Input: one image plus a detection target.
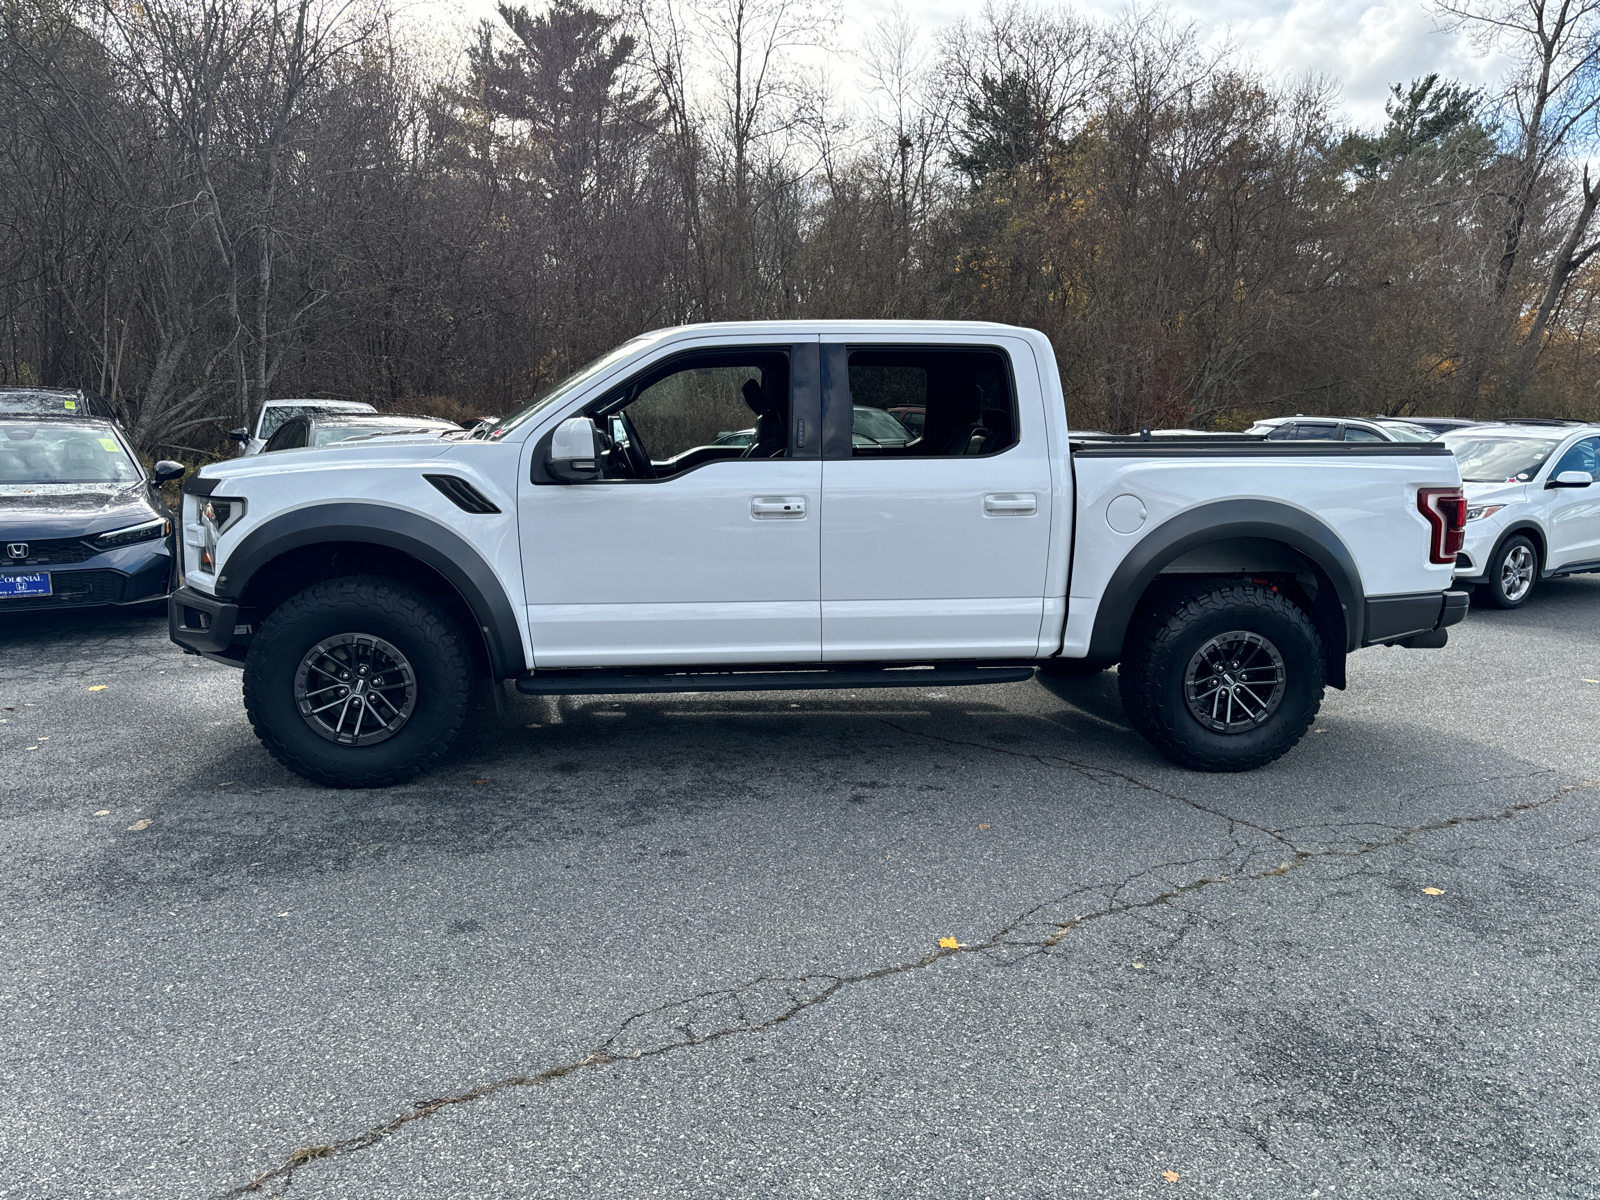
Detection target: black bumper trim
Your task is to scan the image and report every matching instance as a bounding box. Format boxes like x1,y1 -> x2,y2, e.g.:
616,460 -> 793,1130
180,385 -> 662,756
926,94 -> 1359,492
169,585 -> 240,654
1363,588 -> 1469,649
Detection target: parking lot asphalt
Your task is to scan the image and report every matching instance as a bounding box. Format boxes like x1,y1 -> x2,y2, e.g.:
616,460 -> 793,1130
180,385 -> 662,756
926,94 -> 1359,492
3,582 -> 1599,1200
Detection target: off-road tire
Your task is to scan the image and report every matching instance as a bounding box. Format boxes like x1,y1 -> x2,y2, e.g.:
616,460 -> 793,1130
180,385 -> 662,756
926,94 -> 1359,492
1479,534 -> 1538,609
1118,580 -> 1324,772
243,576 -> 472,787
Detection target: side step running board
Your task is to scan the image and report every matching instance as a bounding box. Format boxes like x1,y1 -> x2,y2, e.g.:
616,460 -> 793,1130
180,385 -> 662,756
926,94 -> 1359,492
515,666 -> 1036,696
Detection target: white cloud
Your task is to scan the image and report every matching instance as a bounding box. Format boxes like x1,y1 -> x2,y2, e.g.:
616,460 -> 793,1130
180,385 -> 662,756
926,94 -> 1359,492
838,0 -> 1509,131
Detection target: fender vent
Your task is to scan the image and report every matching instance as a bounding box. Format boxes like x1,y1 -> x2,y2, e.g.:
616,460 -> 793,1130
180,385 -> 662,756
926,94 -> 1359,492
424,474 -> 501,514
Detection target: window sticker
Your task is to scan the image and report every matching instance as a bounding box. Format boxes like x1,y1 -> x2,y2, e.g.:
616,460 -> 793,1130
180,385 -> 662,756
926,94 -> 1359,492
64,399 -> 77,410
98,437 -> 119,452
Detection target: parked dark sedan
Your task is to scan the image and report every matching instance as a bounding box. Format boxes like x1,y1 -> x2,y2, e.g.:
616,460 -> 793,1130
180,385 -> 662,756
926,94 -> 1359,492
0,416 -> 184,611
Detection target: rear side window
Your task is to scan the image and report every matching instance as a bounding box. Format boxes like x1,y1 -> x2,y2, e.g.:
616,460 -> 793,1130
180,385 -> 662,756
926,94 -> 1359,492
1344,426 -> 1384,443
845,348 -> 1017,458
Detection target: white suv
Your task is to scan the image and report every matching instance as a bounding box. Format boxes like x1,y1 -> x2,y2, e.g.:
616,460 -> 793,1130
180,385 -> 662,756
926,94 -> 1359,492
1442,421 -> 1600,607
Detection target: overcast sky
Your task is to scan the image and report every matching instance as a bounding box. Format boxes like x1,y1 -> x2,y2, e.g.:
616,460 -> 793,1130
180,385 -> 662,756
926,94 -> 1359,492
837,0 -> 1508,130
440,0 -> 1511,134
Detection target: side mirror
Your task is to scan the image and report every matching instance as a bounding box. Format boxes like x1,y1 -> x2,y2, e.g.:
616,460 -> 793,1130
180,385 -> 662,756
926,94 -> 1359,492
547,417 -> 601,482
151,460 -> 186,484
1547,470 -> 1594,488
227,427 -> 250,443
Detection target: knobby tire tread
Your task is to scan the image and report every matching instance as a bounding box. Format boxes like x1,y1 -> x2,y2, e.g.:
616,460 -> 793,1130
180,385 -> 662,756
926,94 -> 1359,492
1119,581 -> 1324,772
243,576 -> 472,787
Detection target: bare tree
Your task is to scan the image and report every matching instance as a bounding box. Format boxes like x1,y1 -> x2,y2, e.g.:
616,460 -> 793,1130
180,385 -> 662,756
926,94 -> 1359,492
1437,0 -> 1600,405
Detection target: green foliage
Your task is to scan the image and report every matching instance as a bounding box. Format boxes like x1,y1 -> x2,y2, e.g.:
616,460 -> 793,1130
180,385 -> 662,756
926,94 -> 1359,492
1341,75 -> 1493,181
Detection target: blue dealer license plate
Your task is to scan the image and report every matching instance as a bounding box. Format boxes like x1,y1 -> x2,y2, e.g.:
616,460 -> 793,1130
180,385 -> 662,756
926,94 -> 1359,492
0,573 -> 51,598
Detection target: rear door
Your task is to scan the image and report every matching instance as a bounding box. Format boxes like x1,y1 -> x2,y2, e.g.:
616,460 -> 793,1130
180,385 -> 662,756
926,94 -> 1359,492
817,339 -> 1054,661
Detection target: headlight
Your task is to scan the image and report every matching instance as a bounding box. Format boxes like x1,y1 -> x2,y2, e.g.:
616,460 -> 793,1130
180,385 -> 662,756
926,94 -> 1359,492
1465,504 -> 1505,521
186,496 -> 246,573
92,518 -> 169,550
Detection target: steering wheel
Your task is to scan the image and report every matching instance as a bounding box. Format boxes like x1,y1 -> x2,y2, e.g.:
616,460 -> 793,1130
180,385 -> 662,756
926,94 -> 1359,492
613,410 -> 655,479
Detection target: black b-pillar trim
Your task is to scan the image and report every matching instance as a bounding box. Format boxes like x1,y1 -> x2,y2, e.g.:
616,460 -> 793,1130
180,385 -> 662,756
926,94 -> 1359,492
819,343 -> 852,459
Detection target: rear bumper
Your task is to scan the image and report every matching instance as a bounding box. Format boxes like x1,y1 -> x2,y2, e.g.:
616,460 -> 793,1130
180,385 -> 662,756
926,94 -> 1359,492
169,585 -> 240,655
1362,589 -> 1469,649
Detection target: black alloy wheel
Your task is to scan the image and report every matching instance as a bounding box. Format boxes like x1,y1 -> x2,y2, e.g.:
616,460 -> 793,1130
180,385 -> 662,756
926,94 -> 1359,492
1119,579 -> 1324,771
243,575 -> 473,787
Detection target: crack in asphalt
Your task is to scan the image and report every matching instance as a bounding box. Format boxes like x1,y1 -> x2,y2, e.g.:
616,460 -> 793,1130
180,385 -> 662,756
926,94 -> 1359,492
213,752 -> 1595,1199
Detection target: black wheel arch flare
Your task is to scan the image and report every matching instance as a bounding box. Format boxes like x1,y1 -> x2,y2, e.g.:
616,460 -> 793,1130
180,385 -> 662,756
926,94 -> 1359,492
213,502 -> 526,679
1087,498 -> 1366,674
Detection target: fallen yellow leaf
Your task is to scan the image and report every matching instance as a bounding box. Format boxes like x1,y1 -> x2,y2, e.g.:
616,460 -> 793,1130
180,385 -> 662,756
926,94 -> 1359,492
93,810 -> 109,816
1133,962 -> 1145,969
938,937 -> 959,949
977,823 -> 990,829
1163,1170 -> 1181,1182
127,818 -> 152,831
88,685 -> 107,692
1422,887 -> 1445,896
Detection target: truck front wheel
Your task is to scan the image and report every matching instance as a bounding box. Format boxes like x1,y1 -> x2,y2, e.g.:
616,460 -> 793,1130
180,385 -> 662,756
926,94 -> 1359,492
1118,581 -> 1324,771
242,576 -> 473,787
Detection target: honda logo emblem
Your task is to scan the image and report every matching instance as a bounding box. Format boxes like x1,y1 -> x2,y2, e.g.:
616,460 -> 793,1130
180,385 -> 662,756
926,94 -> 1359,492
5,543 -> 27,560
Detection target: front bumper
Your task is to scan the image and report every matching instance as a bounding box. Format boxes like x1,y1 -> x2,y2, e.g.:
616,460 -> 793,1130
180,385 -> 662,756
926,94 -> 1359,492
1362,588 -> 1470,649
0,542 -> 171,611
169,585 -> 240,655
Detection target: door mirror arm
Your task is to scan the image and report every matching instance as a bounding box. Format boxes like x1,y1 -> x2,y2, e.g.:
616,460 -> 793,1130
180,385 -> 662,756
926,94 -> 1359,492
1547,470 -> 1594,489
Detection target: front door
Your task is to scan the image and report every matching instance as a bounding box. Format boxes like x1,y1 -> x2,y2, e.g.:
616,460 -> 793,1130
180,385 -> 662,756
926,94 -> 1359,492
520,343 -> 823,667
818,340 -> 1055,661
1546,435 -> 1600,569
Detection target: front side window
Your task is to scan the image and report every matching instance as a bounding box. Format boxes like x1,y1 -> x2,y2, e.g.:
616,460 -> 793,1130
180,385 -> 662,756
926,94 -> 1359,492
1551,436 -> 1599,479
0,422 -> 140,484
844,348 -> 1017,457
1292,423 -> 1339,440
586,349 -> 791,480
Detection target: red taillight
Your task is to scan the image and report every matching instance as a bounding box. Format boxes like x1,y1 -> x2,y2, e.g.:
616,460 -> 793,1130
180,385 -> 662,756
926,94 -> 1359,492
1417,487 -> 1466,564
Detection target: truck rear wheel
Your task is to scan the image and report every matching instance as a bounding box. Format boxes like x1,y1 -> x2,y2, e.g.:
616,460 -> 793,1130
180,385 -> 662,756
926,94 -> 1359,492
242,576 -> 473,787
1118,581 -> 1324,771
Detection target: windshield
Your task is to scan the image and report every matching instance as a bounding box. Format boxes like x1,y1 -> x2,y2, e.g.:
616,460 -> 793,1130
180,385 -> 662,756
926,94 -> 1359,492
0,389 -> 85,417
0,422 -> 140,484
1441,432 -> 1563,482
852,406 -> 914,445
1380,422 -> 1437,443
488,339 -> 650,439
259,402 -> 372,438
314,422 -> 443,446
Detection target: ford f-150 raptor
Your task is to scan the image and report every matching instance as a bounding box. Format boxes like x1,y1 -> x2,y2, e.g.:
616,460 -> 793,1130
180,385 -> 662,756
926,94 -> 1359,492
170,321 -> 1469,786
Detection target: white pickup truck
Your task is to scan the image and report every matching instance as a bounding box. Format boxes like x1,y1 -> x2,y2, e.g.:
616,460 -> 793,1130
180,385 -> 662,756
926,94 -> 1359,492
170,321 -> 1469,787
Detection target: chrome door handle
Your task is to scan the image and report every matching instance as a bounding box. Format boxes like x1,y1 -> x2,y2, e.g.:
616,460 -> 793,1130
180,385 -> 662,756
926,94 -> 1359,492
984,493 -> 1037,515
752,495 -> 807,519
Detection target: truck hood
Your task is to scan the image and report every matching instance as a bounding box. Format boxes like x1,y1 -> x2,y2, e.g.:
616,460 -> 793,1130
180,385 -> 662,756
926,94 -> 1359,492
196,440 -> 455,485
0,481 -> 161,540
